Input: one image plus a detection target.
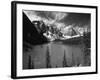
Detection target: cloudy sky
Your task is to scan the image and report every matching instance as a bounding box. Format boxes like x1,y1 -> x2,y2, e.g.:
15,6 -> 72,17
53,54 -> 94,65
23,10 -> 90,29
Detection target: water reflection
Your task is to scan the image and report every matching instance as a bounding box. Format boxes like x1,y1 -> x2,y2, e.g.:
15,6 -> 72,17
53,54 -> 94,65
23,41 -> 90,69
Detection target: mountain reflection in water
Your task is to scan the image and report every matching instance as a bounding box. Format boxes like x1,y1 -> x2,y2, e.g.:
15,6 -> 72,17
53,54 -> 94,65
23,41 -> 90,69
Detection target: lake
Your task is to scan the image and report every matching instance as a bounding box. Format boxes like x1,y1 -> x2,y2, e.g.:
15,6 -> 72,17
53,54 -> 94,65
23,41 -> 90,69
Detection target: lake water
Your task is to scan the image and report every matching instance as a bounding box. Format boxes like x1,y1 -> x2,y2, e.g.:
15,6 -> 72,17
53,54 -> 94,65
23,41 -> 90,69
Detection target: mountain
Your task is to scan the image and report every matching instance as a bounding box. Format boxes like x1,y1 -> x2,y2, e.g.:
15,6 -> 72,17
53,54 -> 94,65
23,12 -> 48,45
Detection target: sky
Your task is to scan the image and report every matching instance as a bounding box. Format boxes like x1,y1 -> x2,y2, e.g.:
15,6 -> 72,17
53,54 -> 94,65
23,10 -> 90,30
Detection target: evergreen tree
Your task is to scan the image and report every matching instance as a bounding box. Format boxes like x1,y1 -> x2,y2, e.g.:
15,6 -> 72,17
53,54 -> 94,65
31,60 -> 35,69
63,50 -> 68,67
72,52 -> 75,66
46,46 -> 52,68
28,55 -> 34,69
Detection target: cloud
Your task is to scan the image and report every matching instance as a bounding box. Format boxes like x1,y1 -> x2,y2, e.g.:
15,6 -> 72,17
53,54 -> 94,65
23,10 -> 68,28
23,10 -> 90,30
60,13 -> 90,27
50,12 -> 68,21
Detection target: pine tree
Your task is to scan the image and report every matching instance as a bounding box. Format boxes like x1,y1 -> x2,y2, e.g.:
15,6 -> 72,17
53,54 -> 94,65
72,52 -> 75,66
28,55 -> 31,69
28,55 -> 34,69
46,46 -> 52,68
63,50 -> 68,67
31,60 -> 35,69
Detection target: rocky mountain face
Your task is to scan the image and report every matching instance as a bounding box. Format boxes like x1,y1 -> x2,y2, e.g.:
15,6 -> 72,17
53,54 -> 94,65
23,12 -> 48,45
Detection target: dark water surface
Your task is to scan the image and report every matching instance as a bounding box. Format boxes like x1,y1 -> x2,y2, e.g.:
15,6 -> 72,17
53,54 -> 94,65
23,41 -> 90,69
